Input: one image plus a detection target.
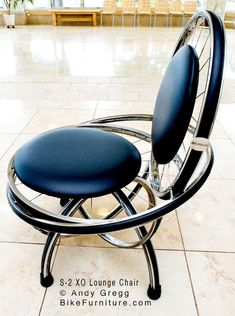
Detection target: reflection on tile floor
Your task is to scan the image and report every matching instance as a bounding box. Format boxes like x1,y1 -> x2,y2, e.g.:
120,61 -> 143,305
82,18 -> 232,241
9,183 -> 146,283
0,25 -> 235,316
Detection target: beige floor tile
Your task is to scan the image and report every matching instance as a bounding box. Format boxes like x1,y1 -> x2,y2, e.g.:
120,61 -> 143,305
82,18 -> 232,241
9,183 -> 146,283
15,82 -> 46,92
0,107 -> 38,133
177,179 -> 235,252
0,82 -> 18,91
97,83 -> 126,92
0,174 -> 46,243
0,200 -> 46,244
86,76 -> 112,84
108,91 -> 139,102
44,90 -> 81,101
0,98 -> 44,109
125,83 -> 157,92
42,99 -> 97,110
97,100 -> 153,113
220,80 -> 235,103
210,121 -> 229,139
111,76 -> 161,84
41,247 -> 197,316
0,134 -> 18,158
0,243 -> 45,316
0,134 -> 36,172
139,91 -> 157,102
0,76 -> 16,83
186,252 -> 235,316
42,83 -> 70,92
62,76 -> 88,83
68,83 -> 98,92
22,109 -> 95,134
217,103 -> 235,140
210,140 -> 235,179
78,91 -> 109,101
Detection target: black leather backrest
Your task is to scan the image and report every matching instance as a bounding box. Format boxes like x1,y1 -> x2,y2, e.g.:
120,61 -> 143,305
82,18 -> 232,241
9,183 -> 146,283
152,45 -> 199,164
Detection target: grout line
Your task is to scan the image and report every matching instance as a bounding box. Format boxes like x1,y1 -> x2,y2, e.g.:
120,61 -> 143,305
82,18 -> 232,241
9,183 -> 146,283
92,100 -> 99,120
55,242 -> 235,254
0,134 -> 19,161
0,240 -> 46,246
176,209 -> 200,316
18,107 -> 41,135
38,288 -> 47,316
38,242 -> 60,316
0,107 -> 42,164
208,176 -> 235,181
1,239 -> 234,255
175,249 -> 235,254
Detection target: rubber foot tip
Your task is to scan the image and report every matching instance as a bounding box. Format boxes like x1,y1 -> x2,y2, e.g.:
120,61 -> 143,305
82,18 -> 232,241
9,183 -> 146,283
147,284 -> 161,300
40,273 -> 54,288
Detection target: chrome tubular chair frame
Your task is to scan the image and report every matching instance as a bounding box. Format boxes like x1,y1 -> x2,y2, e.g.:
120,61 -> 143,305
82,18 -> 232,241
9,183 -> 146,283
7,10 -> 225,301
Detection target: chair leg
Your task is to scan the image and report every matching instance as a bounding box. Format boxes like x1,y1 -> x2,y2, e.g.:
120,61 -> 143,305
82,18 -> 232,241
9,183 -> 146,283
40,199 -> 84,287
114,190 -> 162,300
40,232 -> 58,287
137,224 -> 162,300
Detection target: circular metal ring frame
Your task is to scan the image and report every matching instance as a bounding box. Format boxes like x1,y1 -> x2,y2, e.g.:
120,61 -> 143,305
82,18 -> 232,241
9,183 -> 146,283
7,10 -> 224,236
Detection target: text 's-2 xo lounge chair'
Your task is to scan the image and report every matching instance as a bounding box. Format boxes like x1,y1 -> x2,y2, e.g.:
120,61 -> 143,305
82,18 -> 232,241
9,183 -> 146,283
7,11 -> 225,300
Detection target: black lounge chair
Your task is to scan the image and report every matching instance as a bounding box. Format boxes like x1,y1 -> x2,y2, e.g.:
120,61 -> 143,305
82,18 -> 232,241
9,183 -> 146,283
7,10 -> 225,300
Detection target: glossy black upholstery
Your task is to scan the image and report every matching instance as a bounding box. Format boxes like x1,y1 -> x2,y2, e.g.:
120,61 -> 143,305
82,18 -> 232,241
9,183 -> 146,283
14,127 -> 141,198
15,45 -> 198,198
152,45 -> 199,164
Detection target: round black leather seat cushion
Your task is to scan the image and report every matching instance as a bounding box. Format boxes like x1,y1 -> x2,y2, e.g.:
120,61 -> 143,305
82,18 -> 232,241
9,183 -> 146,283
14,128 -> 141,198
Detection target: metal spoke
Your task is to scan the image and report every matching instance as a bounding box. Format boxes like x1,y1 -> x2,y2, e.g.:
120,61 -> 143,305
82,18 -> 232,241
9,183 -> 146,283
182,141 -> 186,154
140,150 -> 151,156
191,115 -> 197,123
199,32 -> 210,59
159,164 -> 166,187
196,90 -> 206,99
195,25 -> 203,49
124,186 -> 156,208
190,18 -> 199,45
30,193 -> 43,202
132,139 -> 142,145
199,57 -> 210,72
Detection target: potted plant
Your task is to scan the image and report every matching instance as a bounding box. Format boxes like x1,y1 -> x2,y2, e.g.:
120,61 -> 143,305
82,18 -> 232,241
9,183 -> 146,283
3,0 -> 34,28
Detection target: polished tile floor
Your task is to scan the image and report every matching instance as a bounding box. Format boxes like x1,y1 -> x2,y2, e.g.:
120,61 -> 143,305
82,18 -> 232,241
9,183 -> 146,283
0,25 -> 235,316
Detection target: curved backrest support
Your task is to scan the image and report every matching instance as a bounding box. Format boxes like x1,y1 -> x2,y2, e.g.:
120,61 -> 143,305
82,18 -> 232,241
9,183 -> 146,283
151,45 -> 199,164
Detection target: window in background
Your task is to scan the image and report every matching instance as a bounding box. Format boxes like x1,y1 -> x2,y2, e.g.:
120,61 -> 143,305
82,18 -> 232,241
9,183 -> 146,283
62,0 -> 82,7
0,0 -> 160,10
84,0 -> 103,7
26,0 -> 51,9
226,0 -> 235,12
